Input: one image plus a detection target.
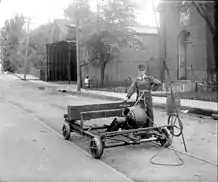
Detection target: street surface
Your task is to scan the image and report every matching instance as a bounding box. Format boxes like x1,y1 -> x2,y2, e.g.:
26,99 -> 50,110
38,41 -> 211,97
0,75 -> 132,182
0,74 -> 217,182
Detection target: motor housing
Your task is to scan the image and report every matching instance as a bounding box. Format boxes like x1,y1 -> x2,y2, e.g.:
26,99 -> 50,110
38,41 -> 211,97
122,104 -> 147,128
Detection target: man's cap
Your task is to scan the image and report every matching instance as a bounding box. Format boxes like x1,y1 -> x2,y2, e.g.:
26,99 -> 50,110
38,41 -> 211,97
138,64 -> 145,71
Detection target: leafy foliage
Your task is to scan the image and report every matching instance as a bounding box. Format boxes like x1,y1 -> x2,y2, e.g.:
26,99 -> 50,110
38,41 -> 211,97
64,0 -> 95,26
0,14 -> 26,72
28,23 -> 52,69
0,14 -> 52,72
64,0 -> 143,81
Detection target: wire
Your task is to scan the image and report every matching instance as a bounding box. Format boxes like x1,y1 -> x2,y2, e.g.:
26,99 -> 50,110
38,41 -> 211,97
151,141 -> 218,166
132,90 -> 185,166
148,118 -> 185,166
147,105 -> 185,166
133,91 -> 217,167
150,141 -> 185,166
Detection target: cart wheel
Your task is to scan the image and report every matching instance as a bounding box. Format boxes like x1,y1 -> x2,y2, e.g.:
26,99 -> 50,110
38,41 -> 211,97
62,122 -> 71,140
159,128 -> 172,148
167,113 -> 183,137
90,137 -> 104,159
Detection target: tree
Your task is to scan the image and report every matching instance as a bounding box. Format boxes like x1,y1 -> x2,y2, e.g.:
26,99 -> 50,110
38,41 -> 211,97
64,0 -> 98,45
0,14 -> 26,72
28,23 -> 52,69
86,0 -> 143,82
64,0 -> 143,83
64,0 -> 95,24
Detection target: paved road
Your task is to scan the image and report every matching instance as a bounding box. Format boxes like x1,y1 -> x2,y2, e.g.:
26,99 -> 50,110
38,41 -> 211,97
0,76 -> 133,182
0,74 -> 217,182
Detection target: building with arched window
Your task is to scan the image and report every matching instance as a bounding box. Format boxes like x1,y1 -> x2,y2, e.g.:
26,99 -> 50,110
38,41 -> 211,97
157,1 -> 215,83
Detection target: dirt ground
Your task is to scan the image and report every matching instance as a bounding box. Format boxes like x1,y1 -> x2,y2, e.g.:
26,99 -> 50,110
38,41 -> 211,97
0,75 -> 217,182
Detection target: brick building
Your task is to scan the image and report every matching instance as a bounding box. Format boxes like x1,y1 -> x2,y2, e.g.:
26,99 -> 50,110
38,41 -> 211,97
44,19 -> 162,84
158,1 -> 216,83
80,25 -> 162,84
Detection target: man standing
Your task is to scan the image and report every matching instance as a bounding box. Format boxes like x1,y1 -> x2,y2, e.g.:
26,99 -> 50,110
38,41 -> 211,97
124,64 -> 161,127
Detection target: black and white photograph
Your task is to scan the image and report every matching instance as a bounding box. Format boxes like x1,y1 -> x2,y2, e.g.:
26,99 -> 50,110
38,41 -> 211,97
0,0 -> 217,181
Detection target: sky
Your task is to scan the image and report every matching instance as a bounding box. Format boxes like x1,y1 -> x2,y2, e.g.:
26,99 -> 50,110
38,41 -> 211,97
0,0 -> 160,30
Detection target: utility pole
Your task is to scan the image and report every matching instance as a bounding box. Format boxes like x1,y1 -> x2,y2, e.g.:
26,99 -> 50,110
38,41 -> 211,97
97,0 -> 100,32
68,44 -> 71,84
23,16 -> 30,80
76,19 -> 81,91
1,49 -> 3,74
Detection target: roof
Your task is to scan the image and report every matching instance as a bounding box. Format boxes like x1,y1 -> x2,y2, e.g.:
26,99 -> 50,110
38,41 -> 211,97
66,24 -> 76,28
130,25 -> 158,35
55,18 -> 158,36
53,19 -> 73,36
47,40 -> 76,46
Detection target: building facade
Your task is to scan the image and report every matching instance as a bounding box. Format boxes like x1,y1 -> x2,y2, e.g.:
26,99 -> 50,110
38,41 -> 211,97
79,25 -> 162,84
45,19 -> 162,84
45,19 -> 77,82
158,1 -> 215,83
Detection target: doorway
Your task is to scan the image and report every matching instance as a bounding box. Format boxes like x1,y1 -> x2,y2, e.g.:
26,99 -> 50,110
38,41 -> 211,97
177,30 -> 191,80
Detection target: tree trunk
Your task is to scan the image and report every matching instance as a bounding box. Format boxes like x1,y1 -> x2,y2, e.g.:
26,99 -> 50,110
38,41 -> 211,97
214,2 -> 218,85
100,53 -> 110,85
100,61 -> 106,84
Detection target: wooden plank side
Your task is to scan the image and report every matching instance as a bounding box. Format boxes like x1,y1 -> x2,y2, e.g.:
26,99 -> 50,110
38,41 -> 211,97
67,101 -> 134,120
68,101 -> 134,111
80,109 -> 124,120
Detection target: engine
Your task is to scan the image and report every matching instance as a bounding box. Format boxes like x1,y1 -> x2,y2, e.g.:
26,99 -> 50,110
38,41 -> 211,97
106,104 -> 148,132
122,105 -> 148,128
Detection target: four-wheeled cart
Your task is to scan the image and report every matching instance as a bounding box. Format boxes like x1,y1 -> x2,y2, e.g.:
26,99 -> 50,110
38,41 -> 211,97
62,101 -> 183,159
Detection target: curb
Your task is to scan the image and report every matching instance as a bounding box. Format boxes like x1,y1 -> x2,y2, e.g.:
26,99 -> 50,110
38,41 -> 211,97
12,74 -> 217,118
58,89 -> 123,102
185,108 -> 217,117
152,103 -> 217,117
59,89 -> 217,117
13,74 -> 40,81
60,89 -> 217,117
13,74 -> 25,80
212,114 -> 218,120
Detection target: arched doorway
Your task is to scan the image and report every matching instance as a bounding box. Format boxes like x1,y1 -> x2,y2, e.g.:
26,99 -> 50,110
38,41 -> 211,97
177,30 -> 191,80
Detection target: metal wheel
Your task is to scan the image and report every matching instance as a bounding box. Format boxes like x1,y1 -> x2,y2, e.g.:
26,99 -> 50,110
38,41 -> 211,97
90,137 -> 104,159
159,128 -> 172,148
62,122 -> 71,140
167,113 -> 183,137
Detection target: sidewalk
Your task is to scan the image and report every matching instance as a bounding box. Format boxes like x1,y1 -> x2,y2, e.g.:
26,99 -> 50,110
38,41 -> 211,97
87,90 -> 217,115
70,88 -> 217,115
13,73 -> 39,80
14,74 -> 218,117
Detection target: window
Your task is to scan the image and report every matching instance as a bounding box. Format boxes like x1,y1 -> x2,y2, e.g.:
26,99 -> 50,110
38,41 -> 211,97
67,27 -> 76,39
180,8 -> 191,27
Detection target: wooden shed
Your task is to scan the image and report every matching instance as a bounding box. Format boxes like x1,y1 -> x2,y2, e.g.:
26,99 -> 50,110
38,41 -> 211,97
45,40 -> 77,82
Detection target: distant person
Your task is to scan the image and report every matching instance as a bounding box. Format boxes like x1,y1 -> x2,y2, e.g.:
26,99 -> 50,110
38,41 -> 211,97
124,64 -> 161,127
84,76 -> 89,88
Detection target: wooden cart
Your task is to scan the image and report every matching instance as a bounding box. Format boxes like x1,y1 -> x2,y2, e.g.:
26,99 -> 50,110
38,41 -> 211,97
62,101 -> 183,159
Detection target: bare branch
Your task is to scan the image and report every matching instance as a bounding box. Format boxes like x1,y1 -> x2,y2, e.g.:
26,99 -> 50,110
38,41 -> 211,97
192,1 -> 215,35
